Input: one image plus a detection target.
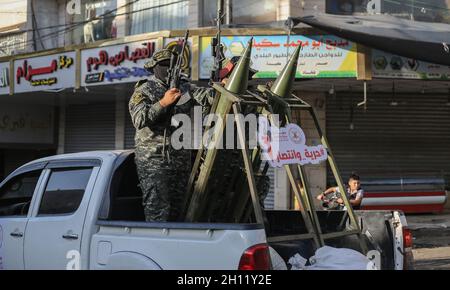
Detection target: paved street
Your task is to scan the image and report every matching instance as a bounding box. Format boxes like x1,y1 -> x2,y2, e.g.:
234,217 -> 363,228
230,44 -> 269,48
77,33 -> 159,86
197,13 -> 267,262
407,213 -> 450,270
413,247 -> 450,270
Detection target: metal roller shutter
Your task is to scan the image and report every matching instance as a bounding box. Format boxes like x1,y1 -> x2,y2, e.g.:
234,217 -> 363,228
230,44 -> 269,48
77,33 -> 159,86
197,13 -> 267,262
263,165 -> 275,210
124,97 -> 136,149
65,102 -> 116,153
326,93 -> 450,185
4,150 -> 40,176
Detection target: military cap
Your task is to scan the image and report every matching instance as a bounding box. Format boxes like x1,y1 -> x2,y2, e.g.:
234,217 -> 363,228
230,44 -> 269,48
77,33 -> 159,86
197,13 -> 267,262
144,49 -> 176,71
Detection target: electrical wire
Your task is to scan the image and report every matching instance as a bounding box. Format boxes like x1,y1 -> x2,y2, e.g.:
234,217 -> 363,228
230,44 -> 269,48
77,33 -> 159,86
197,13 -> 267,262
0,0 -> 141,52
2,0 -> 140,33
1,0 -> 188,35
0,0 -> 189,52
0,11 -> 29,14
384,0 -> 450,13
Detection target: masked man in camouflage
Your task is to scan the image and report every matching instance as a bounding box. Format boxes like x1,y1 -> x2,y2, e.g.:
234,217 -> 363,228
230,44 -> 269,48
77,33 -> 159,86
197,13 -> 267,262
129,48 -> 214,222
130,49 -> 270,223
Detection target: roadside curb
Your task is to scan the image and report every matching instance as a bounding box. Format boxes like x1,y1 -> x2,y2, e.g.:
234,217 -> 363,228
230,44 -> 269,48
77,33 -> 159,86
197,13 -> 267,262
411,227 -> 450,248
406,214 -> 450,249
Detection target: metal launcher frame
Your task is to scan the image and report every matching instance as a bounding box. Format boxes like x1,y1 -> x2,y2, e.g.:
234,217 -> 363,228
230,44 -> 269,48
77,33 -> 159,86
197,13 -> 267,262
183,39 -> 368,252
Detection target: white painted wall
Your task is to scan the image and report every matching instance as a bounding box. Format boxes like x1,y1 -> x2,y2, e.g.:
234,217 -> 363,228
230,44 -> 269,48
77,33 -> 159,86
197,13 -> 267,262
274,168 -> 290,209
278,0 -> 325,20
0,0 -> 28,28
294,92 -> 327,208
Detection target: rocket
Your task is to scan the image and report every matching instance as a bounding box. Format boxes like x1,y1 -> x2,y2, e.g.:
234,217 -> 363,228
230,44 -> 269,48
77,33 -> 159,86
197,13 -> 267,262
270,45 -> 301,98
225,37 -> 253,94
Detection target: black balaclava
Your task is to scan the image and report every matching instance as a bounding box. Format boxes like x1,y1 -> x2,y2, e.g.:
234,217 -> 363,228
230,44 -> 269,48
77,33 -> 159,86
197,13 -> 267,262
153,60 -> 170,85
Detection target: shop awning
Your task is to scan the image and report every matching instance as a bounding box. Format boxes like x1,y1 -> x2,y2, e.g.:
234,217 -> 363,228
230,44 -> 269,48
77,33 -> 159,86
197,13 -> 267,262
290,13 -> 450,66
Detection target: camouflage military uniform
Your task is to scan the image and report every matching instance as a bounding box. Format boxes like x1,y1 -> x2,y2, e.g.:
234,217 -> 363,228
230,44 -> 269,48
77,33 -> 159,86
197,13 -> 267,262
129,71 -> 213,222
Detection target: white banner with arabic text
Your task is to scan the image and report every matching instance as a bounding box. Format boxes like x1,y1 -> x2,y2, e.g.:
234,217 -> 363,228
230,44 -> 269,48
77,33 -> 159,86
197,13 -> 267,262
14,52 -> 76,93
258,118 -> 327,167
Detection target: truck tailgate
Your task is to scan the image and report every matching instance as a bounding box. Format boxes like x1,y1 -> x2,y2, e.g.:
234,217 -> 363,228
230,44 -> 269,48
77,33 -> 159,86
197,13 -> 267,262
89,221 -> 266,270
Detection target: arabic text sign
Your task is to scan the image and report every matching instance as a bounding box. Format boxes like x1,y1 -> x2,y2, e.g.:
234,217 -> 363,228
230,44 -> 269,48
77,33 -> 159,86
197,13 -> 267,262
200,35 -> 357,79
258,120 -> 327,168
81,40 -> 158,86
14,52 -> 76,93
0,62 -> 9,95
372,49 -> 450,80
0,104 -> 54,144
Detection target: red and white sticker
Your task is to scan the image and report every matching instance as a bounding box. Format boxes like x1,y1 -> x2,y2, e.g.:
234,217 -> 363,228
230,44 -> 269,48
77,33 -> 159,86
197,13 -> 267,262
258,119 -> 327,167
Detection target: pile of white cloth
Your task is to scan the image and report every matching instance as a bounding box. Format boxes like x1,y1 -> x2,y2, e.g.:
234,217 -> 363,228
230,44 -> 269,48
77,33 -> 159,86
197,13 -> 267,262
287,246 -> 378,270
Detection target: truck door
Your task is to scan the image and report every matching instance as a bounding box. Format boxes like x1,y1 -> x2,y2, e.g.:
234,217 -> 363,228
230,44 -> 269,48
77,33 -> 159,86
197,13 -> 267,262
0,165 -> 45,270
24,161 -> 100,270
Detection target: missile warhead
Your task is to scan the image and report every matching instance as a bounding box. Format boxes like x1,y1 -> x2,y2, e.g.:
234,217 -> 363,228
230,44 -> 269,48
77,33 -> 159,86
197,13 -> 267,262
225,37 -> 253,94
270,45 -> 301,98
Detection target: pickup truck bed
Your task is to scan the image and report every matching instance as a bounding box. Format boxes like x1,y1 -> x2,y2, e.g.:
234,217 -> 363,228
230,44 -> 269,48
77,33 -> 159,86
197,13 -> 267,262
266,210 -> 401,269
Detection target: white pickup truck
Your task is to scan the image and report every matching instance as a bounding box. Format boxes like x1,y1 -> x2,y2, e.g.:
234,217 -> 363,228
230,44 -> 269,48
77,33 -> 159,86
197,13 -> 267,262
0,150 -> 414,270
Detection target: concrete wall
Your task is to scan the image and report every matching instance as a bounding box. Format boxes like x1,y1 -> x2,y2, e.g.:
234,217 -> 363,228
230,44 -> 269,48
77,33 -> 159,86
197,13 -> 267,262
291,91 -> 327,208
277,0 -> 326,20
270,90 -> 327,210
274,167 -> 290,210
30,0 -> 61,51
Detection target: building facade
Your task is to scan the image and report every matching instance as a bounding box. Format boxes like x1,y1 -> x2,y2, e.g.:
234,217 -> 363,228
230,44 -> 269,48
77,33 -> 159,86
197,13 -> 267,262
1,0 -> 449,210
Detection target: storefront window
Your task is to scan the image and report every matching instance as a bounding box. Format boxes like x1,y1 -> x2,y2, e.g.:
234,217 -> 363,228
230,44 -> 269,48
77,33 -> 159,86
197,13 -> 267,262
326,0 -> 372,14
326,0 -> 450,24
71,0 -> 117,45
129,0 -> 189,35
230,0 -> 277,24
201,0 -> 278,27
202,0 -> 218,27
